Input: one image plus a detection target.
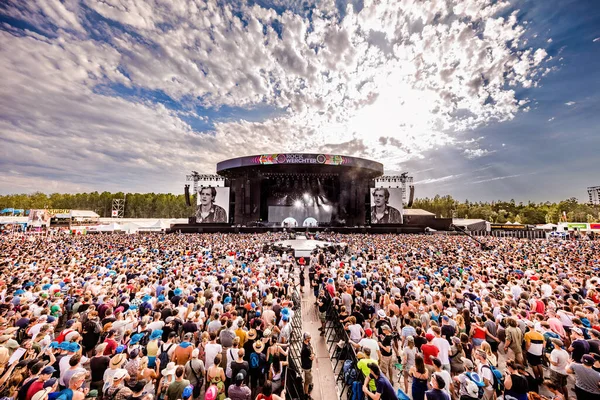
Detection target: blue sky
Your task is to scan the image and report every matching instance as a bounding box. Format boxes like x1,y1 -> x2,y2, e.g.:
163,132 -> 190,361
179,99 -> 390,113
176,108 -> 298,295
0,0 -> 599,202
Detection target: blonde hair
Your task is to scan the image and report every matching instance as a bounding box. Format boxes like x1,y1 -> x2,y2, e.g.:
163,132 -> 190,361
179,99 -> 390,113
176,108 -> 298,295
481,341 -> 493,357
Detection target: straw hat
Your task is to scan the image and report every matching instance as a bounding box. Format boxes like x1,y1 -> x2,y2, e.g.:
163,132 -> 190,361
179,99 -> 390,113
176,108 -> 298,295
253,340 -> 265,353
246,329 -> 257,340
110,354 -> 126,367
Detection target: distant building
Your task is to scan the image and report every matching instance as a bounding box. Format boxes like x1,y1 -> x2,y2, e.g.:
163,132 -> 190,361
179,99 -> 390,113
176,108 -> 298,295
588,186 -> 600,205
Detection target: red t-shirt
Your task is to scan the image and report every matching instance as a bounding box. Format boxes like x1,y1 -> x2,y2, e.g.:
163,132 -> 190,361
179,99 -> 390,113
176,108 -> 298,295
421,344 -> 439,365
25,380 -> 44,400
104,338 -> 117,355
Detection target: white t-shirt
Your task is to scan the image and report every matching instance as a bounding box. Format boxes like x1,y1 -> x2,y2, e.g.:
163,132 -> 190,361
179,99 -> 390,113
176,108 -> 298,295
432,337 -> 451,365
550,348 -> 569,375
348,325 -> 363,342
478,364 -> 494,390
204,342 -> 222,369
358,338 -> 380,361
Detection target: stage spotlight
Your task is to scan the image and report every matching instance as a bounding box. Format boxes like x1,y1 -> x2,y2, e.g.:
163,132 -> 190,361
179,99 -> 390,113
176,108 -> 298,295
322,204 -> 331,211
294,200 -> 302,208
303,193 -> 310,200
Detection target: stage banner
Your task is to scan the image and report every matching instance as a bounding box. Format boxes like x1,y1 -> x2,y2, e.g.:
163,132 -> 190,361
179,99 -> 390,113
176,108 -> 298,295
369,187 -> 403,224
195,187 -> 230,223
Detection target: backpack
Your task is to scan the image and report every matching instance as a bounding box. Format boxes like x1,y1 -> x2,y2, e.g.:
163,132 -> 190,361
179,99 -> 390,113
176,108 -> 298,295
342,360 -> 357,385
56,329 -> 73,343
105,387 -> 131,400
250,352 -> 261,370
465,372 -> 484,399
482,364 -> 504,395
350,381 -> 364,400
158,343 -> 174,371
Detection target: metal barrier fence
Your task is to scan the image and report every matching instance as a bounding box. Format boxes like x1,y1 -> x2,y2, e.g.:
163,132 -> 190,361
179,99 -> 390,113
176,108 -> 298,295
470,230 -> 547,239
285,289 -> 305,400
322,294 -> 365,400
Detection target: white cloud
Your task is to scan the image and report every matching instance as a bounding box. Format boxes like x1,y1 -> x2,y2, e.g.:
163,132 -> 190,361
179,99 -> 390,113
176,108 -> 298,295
413,174 -> 463,185
463,148 -> 493,159
0,0 -> 550,192
469,173 -> 524,184
565,101 -> 576,106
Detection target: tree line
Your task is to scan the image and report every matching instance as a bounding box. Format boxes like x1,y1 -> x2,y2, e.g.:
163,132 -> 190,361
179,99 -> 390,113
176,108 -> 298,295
0,192 -> 599,224
412,195 -> 600,224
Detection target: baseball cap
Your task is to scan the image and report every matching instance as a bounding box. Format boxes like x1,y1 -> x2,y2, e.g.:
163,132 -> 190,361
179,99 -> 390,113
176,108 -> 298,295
41,366 -> 56,375
303,332 -> 311,340
43,378 -> 57,388
582,355 -> 594,366
365,328 -> 373,337
461,357 -> 474,369
425,333 -> 435,341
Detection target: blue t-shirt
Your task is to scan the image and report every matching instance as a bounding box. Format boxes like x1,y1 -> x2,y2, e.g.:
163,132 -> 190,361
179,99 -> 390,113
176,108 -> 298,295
375,375 -> 396,400
425,389 -> 450,400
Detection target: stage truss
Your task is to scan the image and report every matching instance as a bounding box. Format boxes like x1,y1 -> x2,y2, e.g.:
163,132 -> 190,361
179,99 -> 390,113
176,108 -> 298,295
186,172 -> 226,193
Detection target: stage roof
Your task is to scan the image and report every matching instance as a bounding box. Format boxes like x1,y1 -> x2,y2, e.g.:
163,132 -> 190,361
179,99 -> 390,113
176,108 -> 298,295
217,153 -> 384,178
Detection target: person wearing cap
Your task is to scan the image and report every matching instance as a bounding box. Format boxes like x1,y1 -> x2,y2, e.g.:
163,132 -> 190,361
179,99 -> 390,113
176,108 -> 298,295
25,366 -> 56,400
228,372 -> 251,400
377,324 -> 395,383
362,363 -> 395,400
102,354 -> 128,393
421,333 -> 439,375
172,332 -> 194,366
300,332 -> 314,399
104,369 -> 132,400
453,357 -> 481,400
357,348 -> 378,392
547,338 -> 569,399
567,354 -> 600,399
569,327 -> 590,364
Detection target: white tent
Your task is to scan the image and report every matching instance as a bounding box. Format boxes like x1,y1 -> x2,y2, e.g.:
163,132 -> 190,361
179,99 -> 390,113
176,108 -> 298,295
121,222 -> 141,234
137,220 -> 170,232
536,223 -> 558,230
96,222 -> 123,232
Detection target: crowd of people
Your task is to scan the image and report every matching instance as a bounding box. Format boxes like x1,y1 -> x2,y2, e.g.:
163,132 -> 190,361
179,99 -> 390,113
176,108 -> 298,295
0,232 -> 598,400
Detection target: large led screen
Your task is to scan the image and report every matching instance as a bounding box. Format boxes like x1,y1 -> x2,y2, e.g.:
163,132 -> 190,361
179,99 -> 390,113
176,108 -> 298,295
195,187 -> 230,223
369,187 -> 403,224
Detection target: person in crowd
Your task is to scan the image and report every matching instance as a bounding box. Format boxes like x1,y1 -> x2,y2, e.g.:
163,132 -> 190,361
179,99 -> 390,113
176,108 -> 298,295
362,363 -> 396,400
228,372 -> 251,400
566,354 -> 600,400
425,373 -> 451,400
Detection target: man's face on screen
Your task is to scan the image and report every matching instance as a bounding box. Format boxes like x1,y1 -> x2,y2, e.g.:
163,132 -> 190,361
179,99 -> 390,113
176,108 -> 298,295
199,189 -> 213,205
373,190 -> 385,207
